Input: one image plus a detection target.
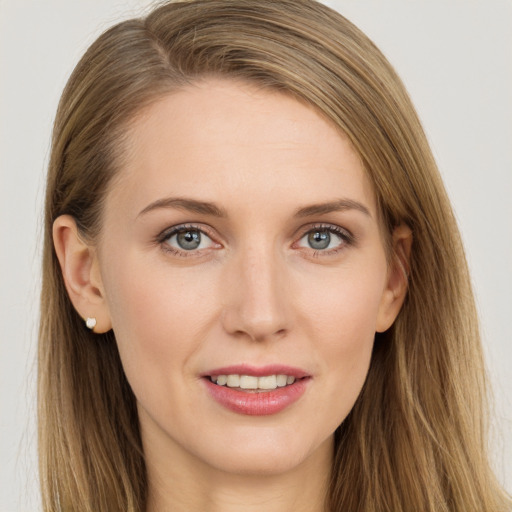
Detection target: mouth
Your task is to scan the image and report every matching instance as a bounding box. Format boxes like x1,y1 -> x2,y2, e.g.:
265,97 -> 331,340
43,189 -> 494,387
202,365 -> 310,415
208,373 -> 302,392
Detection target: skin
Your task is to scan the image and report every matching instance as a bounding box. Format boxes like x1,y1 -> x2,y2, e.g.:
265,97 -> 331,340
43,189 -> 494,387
54,79 -> 411,512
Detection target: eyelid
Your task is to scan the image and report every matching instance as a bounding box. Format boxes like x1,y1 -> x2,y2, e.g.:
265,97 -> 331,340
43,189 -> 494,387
155,222 -> 355,258
156,223 -> 222,256
293,223 -> 355,254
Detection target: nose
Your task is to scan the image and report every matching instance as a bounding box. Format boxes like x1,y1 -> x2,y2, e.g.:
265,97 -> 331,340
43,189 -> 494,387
221,244 -> 290,342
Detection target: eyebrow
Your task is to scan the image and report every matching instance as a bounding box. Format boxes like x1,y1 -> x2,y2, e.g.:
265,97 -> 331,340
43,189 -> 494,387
138,197 -> 228,218
137,196 -> 371,219
293,199 -> 371,218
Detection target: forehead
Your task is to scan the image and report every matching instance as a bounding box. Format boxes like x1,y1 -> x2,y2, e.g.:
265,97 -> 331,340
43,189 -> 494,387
106,79 -> 377,222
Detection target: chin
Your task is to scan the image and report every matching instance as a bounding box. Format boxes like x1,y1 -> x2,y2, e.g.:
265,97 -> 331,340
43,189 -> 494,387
193,427 -> 334,477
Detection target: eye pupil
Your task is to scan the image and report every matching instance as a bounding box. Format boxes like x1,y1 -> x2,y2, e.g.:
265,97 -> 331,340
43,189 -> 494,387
177,230 -> 201,250
308,230 -> 330,250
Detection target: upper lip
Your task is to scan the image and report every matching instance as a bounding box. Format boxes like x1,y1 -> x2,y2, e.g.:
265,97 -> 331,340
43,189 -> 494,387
201,364 -> 310,379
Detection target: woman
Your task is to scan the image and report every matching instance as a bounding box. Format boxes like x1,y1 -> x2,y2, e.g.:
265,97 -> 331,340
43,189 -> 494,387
38,0 -> 510,510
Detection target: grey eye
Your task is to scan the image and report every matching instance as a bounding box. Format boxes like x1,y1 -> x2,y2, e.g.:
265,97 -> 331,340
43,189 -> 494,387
177,230 -> 202,250
307,230 -> 331,250
297,226 -> 348,253
164,228 -> 215,252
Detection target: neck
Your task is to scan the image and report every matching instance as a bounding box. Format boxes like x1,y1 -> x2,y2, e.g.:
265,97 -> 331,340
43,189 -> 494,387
144,435 -> 333,512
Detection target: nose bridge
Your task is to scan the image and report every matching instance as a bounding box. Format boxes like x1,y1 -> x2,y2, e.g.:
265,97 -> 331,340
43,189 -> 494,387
222,238 -> 289,341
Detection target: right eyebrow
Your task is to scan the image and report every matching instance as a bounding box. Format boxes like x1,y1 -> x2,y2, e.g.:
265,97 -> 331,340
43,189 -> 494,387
137,197 -> 228,218
293,198 -> 371,219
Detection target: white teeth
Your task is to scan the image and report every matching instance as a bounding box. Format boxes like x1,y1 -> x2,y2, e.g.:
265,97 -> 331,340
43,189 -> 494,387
276,374 -> 288,387
216,375 -> 227,386
212,374 -> 298,390
258,375 -> 277,390
226,375 -> 240,387
239,375 -> 258,389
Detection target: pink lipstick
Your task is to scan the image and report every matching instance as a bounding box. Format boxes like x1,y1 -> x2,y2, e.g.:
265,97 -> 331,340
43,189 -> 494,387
201,365 -> 310,416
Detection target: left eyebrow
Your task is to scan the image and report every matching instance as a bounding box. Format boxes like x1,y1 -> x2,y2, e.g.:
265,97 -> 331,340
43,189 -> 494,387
293,199 -> 371,218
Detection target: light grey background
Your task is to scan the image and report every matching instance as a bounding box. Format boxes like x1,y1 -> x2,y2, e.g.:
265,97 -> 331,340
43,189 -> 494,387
1,1 -> 511,510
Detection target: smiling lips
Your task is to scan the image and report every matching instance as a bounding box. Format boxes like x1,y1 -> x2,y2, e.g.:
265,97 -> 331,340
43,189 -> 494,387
203,365 -> 310,415
210,374 -> 297,390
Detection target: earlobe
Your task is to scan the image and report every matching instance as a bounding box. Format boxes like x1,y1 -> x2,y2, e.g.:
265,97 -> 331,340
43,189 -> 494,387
376,224 -> 413,333
52,215 -> 112,333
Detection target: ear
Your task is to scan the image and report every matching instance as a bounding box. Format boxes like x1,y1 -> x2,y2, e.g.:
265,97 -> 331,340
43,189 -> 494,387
53,215 -> 112,333
376,224 -> 413,333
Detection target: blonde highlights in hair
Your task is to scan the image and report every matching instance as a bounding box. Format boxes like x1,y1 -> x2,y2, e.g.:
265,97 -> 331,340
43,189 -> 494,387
39,1 -> 510,510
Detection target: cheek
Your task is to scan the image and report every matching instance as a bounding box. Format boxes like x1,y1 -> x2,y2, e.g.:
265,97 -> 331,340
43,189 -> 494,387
301,257 -> 386,344
102,256 -> 218,390
298,260 -> 386,414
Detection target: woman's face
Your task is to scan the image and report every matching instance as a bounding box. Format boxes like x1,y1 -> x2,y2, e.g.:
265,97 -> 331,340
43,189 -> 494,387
95,79 -> 404,476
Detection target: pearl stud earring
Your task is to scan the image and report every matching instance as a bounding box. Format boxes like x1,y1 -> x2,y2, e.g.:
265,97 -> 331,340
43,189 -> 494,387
85,317 -> 97,330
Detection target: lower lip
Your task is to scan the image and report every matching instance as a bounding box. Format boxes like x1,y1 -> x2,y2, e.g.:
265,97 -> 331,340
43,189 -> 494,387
203,378 -> 309,416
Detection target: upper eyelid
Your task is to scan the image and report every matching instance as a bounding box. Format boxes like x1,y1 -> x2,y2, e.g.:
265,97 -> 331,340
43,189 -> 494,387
293,224 -> 355,254
294,222 -> 353,239
158,222 -> 350,237
157,223 -> 217,242
156,222 -> 354,251
157,224 -> 220,257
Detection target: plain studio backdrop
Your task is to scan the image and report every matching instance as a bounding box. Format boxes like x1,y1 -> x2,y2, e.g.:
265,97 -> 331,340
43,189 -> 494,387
1,0 -> 511,510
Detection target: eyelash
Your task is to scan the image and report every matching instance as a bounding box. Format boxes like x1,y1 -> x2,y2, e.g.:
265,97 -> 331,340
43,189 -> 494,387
296,223 -> 355,258
156,224 -> 219,257
155,223 -> 355,258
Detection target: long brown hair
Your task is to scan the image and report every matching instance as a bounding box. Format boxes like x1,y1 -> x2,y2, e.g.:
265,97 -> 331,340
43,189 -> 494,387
39,1 -> 510,510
